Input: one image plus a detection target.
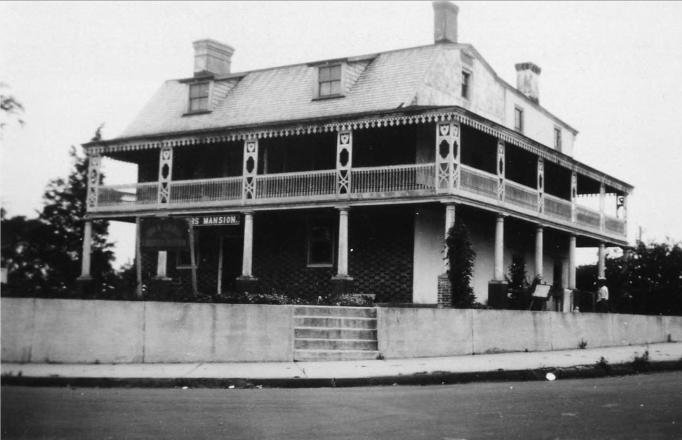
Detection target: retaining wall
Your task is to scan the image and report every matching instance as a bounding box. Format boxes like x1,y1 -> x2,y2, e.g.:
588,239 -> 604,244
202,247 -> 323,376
2,298 -> 680,363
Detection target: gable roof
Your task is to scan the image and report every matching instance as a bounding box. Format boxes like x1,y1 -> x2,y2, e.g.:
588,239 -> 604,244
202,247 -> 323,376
115,42 -> 577,141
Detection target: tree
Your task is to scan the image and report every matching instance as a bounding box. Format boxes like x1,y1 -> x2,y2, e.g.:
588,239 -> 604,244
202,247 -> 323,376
0,82 -> 25,135
446,220 -> 476,308
2,146 -> 116,297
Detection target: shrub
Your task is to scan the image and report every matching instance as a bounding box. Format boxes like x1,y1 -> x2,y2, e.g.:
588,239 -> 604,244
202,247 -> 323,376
446,220 -> 476,308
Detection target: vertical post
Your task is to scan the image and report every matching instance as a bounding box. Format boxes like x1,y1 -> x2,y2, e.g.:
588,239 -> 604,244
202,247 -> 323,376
241,212 -> 254,278
570,171 -> 578,223
535,225 -> 544,281
217,236 -> 224,295
135,217 -> 143,298
599,181 -> 606,232
443,203 -> 456,271
438,203 -> 456,307
564,234 -> 577,312
188,220 -> 198,296
494,214 -> 505,281
597,242 -> 606,280
85,153 -> 101,210
79,220 -> 93,279
156,251 -> 168,279
496,140 -> 505,202
435,122 -> 458,193
158,146 -> 173,204
242,139 -> 258,201
336,130 -> 353,196
336,207 -> 350,277
537,157 -> 544,214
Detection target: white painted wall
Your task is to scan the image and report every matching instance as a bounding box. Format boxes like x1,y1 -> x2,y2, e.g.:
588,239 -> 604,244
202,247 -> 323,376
412,205 -> 443,304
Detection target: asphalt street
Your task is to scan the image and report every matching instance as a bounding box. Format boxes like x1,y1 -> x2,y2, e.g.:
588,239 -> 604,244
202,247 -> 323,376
2,371 -> 681,440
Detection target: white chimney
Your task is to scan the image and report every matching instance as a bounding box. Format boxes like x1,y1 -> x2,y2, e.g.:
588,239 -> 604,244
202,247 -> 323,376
193,39 -> 235,77
515,62 -> 541,103
433,1 -> 459,44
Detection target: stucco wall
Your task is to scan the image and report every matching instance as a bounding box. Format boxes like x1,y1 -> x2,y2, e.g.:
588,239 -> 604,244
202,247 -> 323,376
1,298 -> 293,364
378,307 -> 680,359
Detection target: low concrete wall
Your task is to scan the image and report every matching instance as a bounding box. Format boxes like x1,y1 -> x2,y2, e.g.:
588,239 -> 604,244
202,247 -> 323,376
378,307 -> 681,359
1,298 -> 293,364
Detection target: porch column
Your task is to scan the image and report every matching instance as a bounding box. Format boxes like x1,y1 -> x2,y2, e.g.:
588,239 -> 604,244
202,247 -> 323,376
157,146 -> 173,204
570,171 -> 578,223
85,153 -> 101,210
242,139 -> 258,201
599,181 -> 606,232
537,157 -> 544,214
496,140 -> 505,202
443,202 -> 456,272
597,242 -> 606,279
336,207 -> 350,278
435,121 -> 459,193
564,234 -> 577,312
534,225 -> 544,281
336,131 -> 352,196
78,220 -> 93,279
241,211 -> 254,278
331,206 -> 353,294
493,214 -> 505,281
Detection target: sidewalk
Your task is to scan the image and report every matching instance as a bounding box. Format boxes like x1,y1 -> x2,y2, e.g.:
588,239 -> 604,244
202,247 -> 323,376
3,343 -> 681,388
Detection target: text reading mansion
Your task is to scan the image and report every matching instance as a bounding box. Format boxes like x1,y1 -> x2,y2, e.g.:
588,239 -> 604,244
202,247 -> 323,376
80,2 -> 632,308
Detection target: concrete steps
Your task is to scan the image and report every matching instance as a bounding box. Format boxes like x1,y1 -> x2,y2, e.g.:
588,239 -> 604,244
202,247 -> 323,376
293,306 -> 379,361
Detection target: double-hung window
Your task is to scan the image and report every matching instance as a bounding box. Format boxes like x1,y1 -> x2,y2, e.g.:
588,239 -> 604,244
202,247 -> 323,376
318,65 -> 342,97
188,82 -> 210,112
514,106 -> 524,133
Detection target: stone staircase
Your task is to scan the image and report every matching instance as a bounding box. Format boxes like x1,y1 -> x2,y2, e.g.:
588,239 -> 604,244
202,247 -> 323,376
293,306 -> 379,361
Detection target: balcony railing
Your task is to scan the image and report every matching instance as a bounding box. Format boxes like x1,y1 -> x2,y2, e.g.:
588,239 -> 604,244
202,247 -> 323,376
544,194 -> 572,221
170,177 -> 242,205
460,165 -> 497,198
91,161 -> 626,239
576,206 -> 601,230
97,182 -> 158,207
505,180 -> 538,211
352,163 -> 435,194
255,170 -> 336,199
605,214 -> 626,235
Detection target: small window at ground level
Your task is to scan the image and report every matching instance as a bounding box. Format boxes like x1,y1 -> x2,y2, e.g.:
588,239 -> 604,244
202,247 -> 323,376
514,106 -> 524,133
554,127 -> 562,151
461,70 -> 471,99
318,65 -> 342,97
189,82 -> 210,112
307,220 -> 334,267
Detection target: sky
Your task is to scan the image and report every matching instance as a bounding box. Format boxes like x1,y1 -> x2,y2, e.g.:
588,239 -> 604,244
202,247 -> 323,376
2,1 -> 682,268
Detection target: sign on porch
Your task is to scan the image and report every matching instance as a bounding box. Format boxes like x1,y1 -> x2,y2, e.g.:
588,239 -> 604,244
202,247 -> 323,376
140,218 -> 188,249
189,214 -> 240,227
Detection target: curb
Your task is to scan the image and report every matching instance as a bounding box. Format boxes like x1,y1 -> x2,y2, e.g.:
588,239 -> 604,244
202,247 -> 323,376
3,360 -> 681,389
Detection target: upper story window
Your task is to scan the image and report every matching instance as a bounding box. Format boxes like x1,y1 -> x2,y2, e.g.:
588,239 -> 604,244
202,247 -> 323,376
188,82 -> 210,112
318,65 -> 342,97
514,106 -> 524,133
554,127 -> 562,151
461,70 -> 471,99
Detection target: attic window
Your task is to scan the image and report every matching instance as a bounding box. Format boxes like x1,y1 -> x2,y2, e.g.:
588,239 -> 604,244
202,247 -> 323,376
461,70 -> 471,99
318,65 -> 342,97
188,82 -> 210,112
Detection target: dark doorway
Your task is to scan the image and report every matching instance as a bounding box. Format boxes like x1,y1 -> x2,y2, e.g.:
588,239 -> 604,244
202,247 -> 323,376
219,235 -> 243,293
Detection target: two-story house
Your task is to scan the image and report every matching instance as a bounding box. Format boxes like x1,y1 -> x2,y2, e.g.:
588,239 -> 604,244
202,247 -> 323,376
79,2 -> 632,308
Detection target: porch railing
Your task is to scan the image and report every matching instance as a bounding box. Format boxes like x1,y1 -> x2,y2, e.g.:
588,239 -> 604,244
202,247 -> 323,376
605,215 -> 626,235
460,165 -> 497,199
97,182 -> 158,207
576,206 -> 601,229
505,180 -> 538,211
352,163 -> 435,194
170,176 -> 242,204
255,169 -> 336,199
544,193 -> 572,221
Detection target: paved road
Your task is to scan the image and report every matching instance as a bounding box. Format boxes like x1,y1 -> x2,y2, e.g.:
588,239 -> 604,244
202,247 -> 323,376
3,372 -> 681,440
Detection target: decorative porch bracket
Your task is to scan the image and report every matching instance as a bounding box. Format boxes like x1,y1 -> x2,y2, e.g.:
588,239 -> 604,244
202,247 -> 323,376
242,139 -> 259,201
435,121 -> 459,193
158,146 -> 173,204
86,152 -> 101,209
537,157 -> 544,214
570,171 -> 578,222
497,140 -> 505,202
336,130 -> 352,196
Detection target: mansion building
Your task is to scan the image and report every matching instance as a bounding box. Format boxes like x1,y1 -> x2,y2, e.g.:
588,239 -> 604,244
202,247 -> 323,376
80,2 -> 632,308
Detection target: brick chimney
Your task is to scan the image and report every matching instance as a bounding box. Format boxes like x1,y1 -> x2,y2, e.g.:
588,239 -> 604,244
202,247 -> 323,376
433,1 -> 459,44
515,62 -> 541,103
193,39 -> 235,77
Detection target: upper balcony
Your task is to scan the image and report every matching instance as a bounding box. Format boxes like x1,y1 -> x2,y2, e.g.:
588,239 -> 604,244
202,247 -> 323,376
85,109 -> 631,243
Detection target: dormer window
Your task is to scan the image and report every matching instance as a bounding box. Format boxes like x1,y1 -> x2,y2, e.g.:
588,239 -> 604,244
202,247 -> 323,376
188,82 -> 210,112
461,70 -> 471,99
318,65 -> 342,97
